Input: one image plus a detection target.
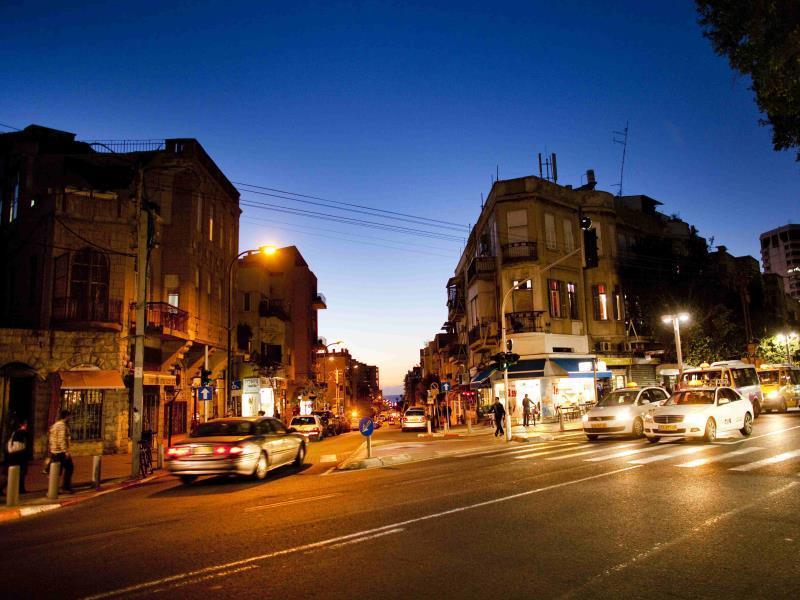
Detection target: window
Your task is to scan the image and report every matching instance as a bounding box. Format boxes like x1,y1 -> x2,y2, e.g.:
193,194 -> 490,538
548,279 -> 564,318
469,296 -> 479,327
594,223 -> 603,256
567,282 -> 579,319
592,284 -> 609,320
61,389 -> 103,441
67,248 -> 110,314
196,196 -> 203,232
9,173 -> 20,222
269,419 -> 288,434
613,285 -> 623,320
206,273 -> 212,296
731,368 -> 758,387
507,209 -> 528,243
544,213 -> 556,250
208,204 -> 214,242
243,292 -> 251,312
563,219 -> 575,252
168,292 -> 179,307
617,233 -> 627,254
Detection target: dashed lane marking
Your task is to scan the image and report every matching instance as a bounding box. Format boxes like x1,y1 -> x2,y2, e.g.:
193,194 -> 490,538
328,528 -> 405,549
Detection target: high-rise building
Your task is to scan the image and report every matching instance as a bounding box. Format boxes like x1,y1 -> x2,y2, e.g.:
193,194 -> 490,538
760,224 -> 800,300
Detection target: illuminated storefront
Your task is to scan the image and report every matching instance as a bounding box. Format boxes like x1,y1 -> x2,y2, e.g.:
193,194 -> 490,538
241,376 -> 275,417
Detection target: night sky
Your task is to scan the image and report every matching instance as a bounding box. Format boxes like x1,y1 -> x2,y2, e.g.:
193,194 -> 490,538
2,1 -> 798,392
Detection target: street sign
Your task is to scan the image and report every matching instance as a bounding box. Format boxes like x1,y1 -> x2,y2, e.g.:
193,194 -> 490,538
441,381 -> 451,392
430,382 -> 440,391
231,380 -> 241,391
359,417 -> 374,437
197,386 -> 214,402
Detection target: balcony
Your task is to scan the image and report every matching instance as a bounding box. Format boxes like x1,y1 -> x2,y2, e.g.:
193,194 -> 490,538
505,310 -> 545,334
502,241 -> 538,263
466,256 -> 495,284
312,292 -> 327,310
446,280 -> 465,318
259,299 -> 289,321
52,297 -> 123,329
468,321 -> 497,347
138,302 -> 189,335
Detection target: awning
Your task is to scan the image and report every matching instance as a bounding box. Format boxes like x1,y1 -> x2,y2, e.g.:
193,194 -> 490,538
505,359 -> 546,379
59,370 -> 126,390
550,358 -> 612,380
470,366 -> 497,386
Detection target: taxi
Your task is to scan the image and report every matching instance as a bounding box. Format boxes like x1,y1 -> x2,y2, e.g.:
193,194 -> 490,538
757,364 -> 800,413
644,384 -> 754,443
582,383 -> 669,440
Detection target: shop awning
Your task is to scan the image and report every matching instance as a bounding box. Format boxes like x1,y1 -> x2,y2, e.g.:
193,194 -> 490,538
59,370 -> 126,390
505,359 -> 546,379
470,366 -> 497,386
550,358 -> 612,379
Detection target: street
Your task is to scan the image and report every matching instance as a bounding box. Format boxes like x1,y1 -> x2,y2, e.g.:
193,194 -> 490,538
2,415 -> 799,599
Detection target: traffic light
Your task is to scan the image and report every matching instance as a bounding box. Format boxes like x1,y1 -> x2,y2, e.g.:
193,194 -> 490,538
491,352 -> 520,370
580,216 -> 598,268
200,368 -> 212,386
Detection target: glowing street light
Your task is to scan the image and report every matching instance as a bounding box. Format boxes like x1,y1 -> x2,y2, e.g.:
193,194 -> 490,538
662,313 -> 690,375
775,332 -> 798,365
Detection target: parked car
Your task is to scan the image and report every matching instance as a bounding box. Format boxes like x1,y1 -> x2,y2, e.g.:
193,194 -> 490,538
290,415 -> 326,441
644,385 -> 754,443
166,417 -> 306,484
680,361 -> 763,417
401,407 -> 428,432
312,410 -> 338,436
582,385 -> 669,440
757,364 -> 800,413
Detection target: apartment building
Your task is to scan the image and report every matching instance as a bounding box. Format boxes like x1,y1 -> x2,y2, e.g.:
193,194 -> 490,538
760,224 -> 800,301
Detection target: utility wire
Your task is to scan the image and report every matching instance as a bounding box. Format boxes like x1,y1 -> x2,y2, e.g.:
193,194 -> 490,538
0,122 -> 21,131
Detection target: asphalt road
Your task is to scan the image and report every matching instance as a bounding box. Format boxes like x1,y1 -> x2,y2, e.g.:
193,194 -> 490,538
2,415 -> 799,599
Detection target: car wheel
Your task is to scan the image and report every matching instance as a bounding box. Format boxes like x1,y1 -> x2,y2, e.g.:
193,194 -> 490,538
253,451 -> 269,480
179,475 -> 197,485
703,418 -> 717,443
646,436 -> 660,444
779,399 -> 787,414
740,412 -> 753,436
586,434 -> 599,441
294,443 -> 306,466
753,401 -> 761,419
632,417 -> 644,438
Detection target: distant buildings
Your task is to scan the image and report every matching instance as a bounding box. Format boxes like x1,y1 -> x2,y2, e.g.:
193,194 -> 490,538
760,224 -> 800,301
313,347 -> 381,418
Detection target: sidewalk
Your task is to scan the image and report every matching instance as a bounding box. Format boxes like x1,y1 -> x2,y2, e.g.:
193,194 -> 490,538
1,453 -> 166,524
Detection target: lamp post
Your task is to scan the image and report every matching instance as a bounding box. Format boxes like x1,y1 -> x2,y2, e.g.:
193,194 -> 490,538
776,332 -> 798,365
227,245 -> 276,415
500,280 -> 526,442
662,313 -> 690,377
319,340 -> 342,412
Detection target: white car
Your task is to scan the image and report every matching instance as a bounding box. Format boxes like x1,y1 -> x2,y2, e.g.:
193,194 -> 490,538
401,407 -> 428,431
644,386 -> 754,443
289,415 -> 325,441
583,386 -> 669,440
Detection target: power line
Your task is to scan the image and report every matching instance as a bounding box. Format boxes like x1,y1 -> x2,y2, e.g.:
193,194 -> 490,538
0,122 -> 21,131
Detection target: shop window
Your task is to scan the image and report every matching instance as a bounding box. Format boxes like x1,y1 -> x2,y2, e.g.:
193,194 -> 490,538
613,285 -> 623,321
548,279 -> 565,318
544,212 -> 556,250
567,282 -> 579,319
592,284 -> 609,321
61,389 -> 103,441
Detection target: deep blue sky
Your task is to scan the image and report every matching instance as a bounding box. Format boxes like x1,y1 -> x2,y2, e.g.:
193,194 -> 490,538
2,1 -> 798,391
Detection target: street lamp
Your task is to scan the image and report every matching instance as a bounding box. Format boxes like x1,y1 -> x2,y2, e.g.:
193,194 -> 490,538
662,313 -> 690,376
775,332 -> 798,365
227,245 -> 277,414
500,280 -> 527,442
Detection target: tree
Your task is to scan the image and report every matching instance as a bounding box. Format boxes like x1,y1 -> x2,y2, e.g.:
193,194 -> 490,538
697,1 -> 800,160
756,335 -> 800,363
683,305 -> 747,365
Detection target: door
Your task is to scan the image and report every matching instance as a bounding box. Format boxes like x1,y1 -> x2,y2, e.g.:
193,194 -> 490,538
716,388 -> 738,431
268,418 -> 292,465
2,373 -> 35,460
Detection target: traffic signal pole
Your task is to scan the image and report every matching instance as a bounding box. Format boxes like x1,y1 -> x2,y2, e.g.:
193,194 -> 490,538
131,167 -> 147,478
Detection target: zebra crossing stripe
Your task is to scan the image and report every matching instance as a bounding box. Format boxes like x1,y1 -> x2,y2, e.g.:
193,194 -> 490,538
513,443 -> 592,460
729,449 -> 800,472
675,446 -> 763,468
627,445 -> 709,465
584,441 -> 679,462
547,443 -> 639,461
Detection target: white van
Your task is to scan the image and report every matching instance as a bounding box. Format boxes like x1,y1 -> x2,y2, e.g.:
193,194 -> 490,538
680,361 -> 763,418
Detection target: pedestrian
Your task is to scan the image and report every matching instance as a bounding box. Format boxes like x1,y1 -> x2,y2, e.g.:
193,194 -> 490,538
492,397 -> 506,437
522,394 -> 532,427
257,410 -> 265,416
49,410 -> 74,494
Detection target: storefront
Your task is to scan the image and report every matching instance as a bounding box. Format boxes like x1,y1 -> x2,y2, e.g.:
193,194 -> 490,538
241,376 -> 275,417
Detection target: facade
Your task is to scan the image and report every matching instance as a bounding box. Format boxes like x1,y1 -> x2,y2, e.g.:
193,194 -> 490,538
0,125 -> 239,456
313,348 -> 381,417
760,224 -> 800,301
234,245 -> 326,418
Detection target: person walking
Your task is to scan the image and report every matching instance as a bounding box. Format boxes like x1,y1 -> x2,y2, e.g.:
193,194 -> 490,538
522,394 -> 532,427
49,410 -> 74,494
491,397 -> 506,437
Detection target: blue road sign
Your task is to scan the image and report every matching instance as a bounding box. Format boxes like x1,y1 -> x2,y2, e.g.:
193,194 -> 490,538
359,417 -> 374,437
231,380 -> 241,391
198,385 -> 214,402
441,382 -> 451,392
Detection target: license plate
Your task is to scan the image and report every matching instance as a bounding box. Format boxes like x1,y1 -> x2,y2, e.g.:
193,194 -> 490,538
193,447 -> 212,455
592,422 -> 607,428
659,425 -> 678,431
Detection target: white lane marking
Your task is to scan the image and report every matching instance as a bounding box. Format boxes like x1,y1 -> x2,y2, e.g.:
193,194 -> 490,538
381,473 -> 451,488
514,444 -> 592,460
454,442 -> 551,458
561,481 -> 799,598
138,565 -> 258,597
729,449 -> 800,472
18,504 -> 60,517
547,443 -> 639,461
82,466 -> 642,600
676,446 -> 764,468
319,454 -> 338,463
627,445 -> 709,465
584,441 -> 679,462
244,493 -> 340,512
716,424 -> 800,445
328,528 -> 405,549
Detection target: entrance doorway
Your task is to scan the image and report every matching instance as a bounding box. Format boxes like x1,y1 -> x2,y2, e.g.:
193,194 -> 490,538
1,363 -> 36,459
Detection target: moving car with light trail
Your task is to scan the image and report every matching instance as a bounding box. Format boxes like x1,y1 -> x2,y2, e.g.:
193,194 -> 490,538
167,417 -> 306,484
644,385 -> 753,443
582,384 -> 669,440
401,406 -> 428,431
757,364 -> 800,413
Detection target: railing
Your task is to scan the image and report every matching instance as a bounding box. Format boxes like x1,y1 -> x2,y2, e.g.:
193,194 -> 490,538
448,343 -> 467,359
466,256 -> 495,282
84,139 -> 166,153
52,297 -> 123,324
505,311 -> 545,334
468,323 -> 496,345
144,302 -> 189,333
259,299 -> 289,320
502,241 -> 538,262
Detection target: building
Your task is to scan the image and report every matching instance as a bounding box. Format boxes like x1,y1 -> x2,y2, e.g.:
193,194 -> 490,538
760,224 -> 800,301
0,125 -> 239,456
313,348 -> 380,417
234,245 -> 326,418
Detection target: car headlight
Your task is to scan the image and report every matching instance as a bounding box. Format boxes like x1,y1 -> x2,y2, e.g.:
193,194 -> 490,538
685,414 -> 706,427
767,390 -> 779,399
617,408 -> 632,421
644,413 -> 653,421
582,414 -> 589,423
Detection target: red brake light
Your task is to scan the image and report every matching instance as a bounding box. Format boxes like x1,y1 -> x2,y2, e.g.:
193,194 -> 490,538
167,447 -> 190,457
214,446 -> 227,455
213,445 -> 244,455
229,446 -> 244,455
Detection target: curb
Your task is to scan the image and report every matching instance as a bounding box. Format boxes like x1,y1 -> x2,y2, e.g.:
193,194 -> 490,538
416,432 -> 464,439
0,471 -> 169,524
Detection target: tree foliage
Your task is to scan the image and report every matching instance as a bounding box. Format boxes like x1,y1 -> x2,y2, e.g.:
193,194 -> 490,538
696,1 -> 800,160
756,335 -> 800,363
683,305 -> 748,365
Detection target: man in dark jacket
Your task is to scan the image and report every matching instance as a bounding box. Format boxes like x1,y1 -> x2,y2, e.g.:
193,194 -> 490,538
492,397 -> 506,437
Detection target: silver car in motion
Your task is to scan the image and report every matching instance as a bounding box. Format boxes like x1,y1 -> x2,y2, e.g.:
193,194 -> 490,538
166,417 -> 306,484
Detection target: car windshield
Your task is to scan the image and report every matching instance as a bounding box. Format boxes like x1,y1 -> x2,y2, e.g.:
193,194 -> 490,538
597,390 -> 638,406
192,420 -> 254,437
292,417 -> 317,425
667,391 -> 715,405
406,409 -> 424,415
758,370 -> 779,385
681,370 -> 724,386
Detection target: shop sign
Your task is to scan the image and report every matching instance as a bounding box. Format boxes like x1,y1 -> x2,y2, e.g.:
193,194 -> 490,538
243,377 -> 261,393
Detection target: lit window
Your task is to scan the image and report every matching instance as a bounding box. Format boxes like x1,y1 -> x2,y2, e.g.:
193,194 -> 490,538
168,292 -> 179,307
567,282 -> 579,320
613,286 -> 623,321
593,284 -> 608,321
548,279 -> 563,318
209,204 -> 214,242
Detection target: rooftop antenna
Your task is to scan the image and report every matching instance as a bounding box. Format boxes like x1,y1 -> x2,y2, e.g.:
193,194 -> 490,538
496,164 -> 499,182
612,122 -> 629,197
480,193 -> 484,209
537,152 -> 558,183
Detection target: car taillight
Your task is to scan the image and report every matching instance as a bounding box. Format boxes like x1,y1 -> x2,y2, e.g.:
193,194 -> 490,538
213,445 -> 244,455
229,446 -> 244,455
167,447 -> 190,458
311,428 -> 319,433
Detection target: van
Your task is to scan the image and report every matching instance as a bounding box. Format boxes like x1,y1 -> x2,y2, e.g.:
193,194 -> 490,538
757,364 -> 800,413
680,361 -> 764,417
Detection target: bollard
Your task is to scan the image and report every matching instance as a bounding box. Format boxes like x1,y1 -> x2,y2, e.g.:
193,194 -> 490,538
157,443 -> 165,470
467,414 -> 472,434
92,455 -> 102,489
6,465 -> 20,507
559,410 -> 565,432
47,461 -> 61,500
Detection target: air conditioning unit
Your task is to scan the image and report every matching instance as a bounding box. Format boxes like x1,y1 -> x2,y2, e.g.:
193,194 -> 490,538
598,342 -> 613,352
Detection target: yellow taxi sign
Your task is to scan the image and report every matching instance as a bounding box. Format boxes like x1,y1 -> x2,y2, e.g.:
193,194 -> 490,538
626,382 -> 638,388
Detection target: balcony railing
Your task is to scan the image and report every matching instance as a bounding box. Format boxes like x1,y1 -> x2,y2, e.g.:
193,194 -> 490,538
505,310 -> 545,334
502,241 -> 538,262
312,292 -> 327,309
259,299 -> 289,320
52,297 -> 123,325
466,256 -> 495,283
143,302 -> 189,334
468,322 -> 497,345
